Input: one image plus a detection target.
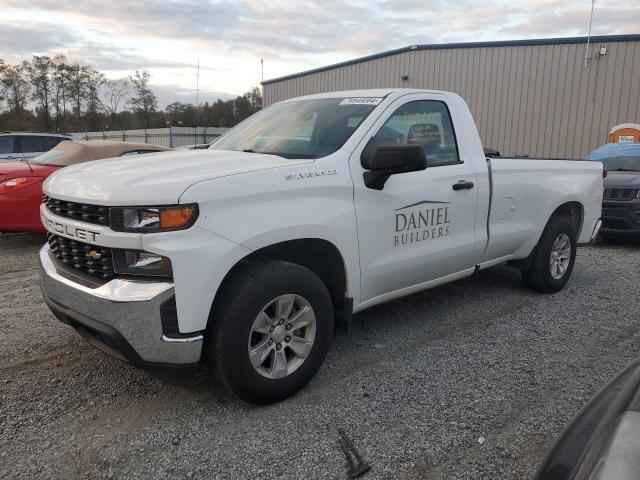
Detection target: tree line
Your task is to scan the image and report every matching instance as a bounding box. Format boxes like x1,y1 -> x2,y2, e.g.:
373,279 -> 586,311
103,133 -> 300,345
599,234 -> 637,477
0,55 -> 262,133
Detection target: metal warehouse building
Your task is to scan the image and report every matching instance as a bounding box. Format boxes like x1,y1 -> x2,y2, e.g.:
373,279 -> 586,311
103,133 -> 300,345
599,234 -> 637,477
262,35 -> 640,158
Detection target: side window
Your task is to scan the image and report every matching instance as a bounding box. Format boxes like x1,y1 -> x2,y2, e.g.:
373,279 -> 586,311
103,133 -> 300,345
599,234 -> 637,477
372,100 -> 459,167
20,136 -> 55,153
0,136 -> 14,154
19,136 -> 40,152
41,136 -> 65,151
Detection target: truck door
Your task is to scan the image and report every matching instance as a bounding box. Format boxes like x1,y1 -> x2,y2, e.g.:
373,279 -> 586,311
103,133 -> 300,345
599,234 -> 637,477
351,94 -> 484,304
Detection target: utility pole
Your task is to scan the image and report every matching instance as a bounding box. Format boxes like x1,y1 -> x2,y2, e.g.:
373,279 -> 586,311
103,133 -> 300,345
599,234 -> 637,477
194,59 -> 200,144
583,0 -> 596,69
261,59 -> 264,110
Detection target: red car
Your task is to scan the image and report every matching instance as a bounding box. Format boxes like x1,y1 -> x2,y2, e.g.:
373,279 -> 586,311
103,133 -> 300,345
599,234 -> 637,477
0,140 -> 171,232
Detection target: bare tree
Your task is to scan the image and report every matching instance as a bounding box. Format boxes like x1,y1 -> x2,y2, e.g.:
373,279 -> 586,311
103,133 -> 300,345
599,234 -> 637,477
247,86 -> 262,110
51,54 -> 69,131
66,63 -> 88,121
0,60 -> 30,116
128,70 -> 157,127
0,59 -> 6,108
24,55 -> 56,130
85,67 -> 105,130
99,78 -> 130,127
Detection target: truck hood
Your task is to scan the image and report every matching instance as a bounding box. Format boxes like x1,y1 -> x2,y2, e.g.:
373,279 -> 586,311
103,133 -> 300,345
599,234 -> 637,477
44,149 -> 312,205
604,171 -> 640,188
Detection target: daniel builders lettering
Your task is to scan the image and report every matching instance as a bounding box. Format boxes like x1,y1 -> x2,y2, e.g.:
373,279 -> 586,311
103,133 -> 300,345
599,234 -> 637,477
394,200 -> 451,246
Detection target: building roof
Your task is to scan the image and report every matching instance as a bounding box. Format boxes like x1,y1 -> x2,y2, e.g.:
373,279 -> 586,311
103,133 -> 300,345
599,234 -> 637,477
262,34 -> 640,86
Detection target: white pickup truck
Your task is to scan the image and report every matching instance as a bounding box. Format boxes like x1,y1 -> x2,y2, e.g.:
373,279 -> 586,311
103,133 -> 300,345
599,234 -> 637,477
39,89 -> 603,403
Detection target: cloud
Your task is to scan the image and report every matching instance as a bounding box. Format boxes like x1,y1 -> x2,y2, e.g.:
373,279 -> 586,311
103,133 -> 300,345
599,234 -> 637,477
499,2 -> 640,37
0,22 -> 79,57
0,0 -> 638,93
60,42 -> 205,72
152,84 -> 236,110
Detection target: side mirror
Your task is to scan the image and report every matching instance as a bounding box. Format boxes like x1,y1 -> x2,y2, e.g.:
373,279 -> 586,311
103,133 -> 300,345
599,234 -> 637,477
361,143 -> 427,190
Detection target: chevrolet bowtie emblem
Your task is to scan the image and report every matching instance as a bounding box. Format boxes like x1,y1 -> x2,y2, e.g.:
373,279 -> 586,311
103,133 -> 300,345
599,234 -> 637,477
88,250 -> 102,260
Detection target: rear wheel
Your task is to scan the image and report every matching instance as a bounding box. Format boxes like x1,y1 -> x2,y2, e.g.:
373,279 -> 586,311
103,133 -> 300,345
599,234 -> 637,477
207,261 -> 333,404
521,215 -> 577,293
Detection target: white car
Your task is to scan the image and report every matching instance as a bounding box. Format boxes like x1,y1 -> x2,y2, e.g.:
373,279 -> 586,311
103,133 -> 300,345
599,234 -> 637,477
0,132 -> 73,161
38,89 -> 603,403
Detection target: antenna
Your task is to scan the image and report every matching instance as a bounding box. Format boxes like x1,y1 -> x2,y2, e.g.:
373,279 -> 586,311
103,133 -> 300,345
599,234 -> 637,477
19,152 -> 34,173
583,0 -> 596,69
261,58 -> 264,83
194,59 -> 200,145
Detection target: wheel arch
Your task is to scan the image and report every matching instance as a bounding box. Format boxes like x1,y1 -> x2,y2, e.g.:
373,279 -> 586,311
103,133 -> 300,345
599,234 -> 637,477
208,238 -> 349,325
550,201 -> 584,236
509,200 -> 584,270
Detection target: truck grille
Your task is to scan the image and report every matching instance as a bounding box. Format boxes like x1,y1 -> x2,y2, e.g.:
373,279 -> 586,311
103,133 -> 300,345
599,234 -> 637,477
603,188 -> 639,201
601,218 -> 627,230
47,233 -> 115,279
43,195 -> 110,226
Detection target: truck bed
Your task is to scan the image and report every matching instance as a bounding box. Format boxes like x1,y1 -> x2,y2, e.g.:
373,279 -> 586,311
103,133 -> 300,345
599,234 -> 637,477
481,157 -> 603,264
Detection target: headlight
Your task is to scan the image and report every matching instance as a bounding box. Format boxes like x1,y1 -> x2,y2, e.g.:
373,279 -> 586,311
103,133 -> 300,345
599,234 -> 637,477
0,177 -> 44,194
110,204 -> 198,232
113,250 -> 173,277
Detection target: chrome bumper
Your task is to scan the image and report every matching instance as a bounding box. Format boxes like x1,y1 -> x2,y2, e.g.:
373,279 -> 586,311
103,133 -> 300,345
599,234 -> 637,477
38,244 -> 203,366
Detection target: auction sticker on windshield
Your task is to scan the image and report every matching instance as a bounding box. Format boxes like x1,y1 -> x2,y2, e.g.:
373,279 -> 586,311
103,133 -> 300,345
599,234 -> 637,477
339,97 -> 383,106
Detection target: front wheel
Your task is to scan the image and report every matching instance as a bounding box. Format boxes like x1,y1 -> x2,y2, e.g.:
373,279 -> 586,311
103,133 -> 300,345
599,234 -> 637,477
521,215 -> 577,293
207,261 -> 334,404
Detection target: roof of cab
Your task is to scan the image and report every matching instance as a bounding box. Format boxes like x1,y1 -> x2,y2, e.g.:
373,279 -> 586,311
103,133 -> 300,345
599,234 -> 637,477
279,88 -> 451,103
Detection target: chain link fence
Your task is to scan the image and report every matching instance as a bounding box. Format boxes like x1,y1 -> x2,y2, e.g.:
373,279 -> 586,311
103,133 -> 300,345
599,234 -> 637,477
71,126 -> 230,148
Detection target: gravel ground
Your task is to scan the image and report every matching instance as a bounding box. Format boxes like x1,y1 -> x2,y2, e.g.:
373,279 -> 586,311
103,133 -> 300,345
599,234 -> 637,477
1,232 -> 639,480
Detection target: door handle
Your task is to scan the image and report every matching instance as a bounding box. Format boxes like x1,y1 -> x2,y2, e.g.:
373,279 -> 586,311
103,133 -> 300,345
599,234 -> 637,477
452,180 -> 474,190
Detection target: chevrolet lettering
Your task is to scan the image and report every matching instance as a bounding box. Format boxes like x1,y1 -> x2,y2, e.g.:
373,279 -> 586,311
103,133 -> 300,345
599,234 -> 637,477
38,89 -> 603,404
45,218 -> 100,242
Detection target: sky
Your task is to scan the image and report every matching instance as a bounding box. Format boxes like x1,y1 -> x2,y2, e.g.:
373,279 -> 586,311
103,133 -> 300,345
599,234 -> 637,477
1,0 -> 639,108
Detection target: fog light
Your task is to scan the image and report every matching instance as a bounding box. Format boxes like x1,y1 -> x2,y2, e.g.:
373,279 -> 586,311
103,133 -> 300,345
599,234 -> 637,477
113,250 -> 173,277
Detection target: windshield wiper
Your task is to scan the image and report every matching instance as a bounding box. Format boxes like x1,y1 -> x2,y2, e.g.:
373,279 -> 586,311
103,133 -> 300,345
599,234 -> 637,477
242,148 -> 283,158
240,149 -> 318,159
265,152 -> 319,159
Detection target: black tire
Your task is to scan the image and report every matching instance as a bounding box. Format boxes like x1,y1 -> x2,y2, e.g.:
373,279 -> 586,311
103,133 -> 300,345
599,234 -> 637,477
207,261 -> 334,404
521,215 -> 577,293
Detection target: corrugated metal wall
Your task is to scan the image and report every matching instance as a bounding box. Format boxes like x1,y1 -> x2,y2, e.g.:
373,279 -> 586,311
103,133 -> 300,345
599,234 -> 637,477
263,39 -> 640,158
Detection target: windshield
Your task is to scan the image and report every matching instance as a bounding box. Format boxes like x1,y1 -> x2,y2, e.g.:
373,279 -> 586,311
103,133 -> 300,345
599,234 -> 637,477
210,97 -> 381,159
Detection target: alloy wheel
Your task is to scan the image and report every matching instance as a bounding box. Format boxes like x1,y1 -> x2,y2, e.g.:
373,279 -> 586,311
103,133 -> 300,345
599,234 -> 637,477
247,294 -> 316,379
